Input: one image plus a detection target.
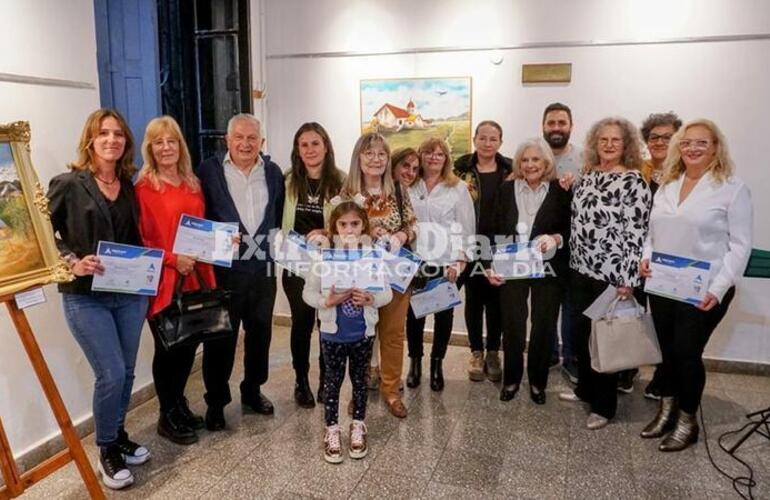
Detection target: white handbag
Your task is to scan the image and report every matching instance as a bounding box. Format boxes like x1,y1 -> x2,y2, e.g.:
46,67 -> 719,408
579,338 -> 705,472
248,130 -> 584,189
589,297 -> 662,373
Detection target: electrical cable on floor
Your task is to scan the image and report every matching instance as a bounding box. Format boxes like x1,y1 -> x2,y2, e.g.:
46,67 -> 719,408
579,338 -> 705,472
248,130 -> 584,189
700,404 -> 758,499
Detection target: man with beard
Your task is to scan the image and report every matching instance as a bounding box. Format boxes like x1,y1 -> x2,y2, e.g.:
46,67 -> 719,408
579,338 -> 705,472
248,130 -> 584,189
542,102 -> 582,384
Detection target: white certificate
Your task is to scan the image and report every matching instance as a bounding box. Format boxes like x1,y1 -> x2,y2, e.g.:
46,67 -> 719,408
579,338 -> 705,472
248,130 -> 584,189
320,248 -> 387,292
644,252 -> 711,305
409,278 -> 462,319
274,230 -> 320,278
91,241 -> 164,296
172,214 -> 238,268
379,244 -> 422,293
491,242 -> 545,279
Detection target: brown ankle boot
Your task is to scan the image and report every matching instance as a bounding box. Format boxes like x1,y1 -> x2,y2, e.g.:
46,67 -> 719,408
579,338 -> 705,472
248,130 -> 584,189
659,410 -> 699,452
641,397 -> 678,438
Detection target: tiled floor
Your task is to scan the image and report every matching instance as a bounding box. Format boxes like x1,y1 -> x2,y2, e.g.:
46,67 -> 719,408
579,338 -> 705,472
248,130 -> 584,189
17,326 -> 770,499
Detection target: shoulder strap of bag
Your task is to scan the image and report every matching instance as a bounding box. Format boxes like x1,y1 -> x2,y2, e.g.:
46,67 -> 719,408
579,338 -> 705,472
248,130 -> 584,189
394,182 -> 406,229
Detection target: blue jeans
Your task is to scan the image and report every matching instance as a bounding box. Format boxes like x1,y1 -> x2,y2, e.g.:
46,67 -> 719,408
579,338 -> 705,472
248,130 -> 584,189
62,293 -> 148,447
553,285 -> 576,363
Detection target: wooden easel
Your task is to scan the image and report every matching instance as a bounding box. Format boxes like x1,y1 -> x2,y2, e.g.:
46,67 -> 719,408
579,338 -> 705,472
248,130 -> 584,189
0,294 -> 104,499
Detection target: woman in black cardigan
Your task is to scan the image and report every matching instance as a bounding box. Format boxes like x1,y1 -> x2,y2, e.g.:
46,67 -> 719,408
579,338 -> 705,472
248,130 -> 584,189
486,138 -> 571,404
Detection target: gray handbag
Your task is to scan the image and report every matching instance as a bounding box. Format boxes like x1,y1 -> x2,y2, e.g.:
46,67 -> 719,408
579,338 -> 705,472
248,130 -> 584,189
589,297 -> 662,373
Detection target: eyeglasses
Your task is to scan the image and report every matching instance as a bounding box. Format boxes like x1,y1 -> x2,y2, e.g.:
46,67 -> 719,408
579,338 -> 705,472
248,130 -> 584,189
648,133 -> 673,143
598,138 -> 623,146
424,152 -> 446,159
678,139 -> 712,151
362,150 -> 388,161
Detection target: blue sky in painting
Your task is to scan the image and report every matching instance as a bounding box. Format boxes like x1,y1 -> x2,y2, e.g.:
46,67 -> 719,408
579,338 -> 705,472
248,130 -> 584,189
0,143 -> 19,183
360,77 -> 471,123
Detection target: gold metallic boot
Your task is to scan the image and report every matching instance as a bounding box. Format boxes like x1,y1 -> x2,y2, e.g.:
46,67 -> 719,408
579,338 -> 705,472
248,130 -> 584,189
641,397 -> 678,438
659,410 -> 699,452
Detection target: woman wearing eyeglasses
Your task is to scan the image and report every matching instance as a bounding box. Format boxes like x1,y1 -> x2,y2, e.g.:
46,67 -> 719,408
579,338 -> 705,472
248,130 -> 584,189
639,119 -> 752,451
558,117 -> 652,430
631,112 -> 684,401
640,112 -> 683,195
340,132 -> 417,418
406,137 -> 475,392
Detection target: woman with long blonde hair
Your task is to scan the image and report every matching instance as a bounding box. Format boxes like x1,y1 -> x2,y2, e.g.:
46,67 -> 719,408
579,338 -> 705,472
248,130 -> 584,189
135,116 -> 218,443
640,119 -> 752,451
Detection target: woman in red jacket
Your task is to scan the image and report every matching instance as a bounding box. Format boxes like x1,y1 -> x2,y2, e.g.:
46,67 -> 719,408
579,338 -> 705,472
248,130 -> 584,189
135,116 -> 217,445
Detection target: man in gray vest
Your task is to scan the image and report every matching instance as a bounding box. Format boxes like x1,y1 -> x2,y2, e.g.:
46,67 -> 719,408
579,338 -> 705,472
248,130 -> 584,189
542,102 -> 582,384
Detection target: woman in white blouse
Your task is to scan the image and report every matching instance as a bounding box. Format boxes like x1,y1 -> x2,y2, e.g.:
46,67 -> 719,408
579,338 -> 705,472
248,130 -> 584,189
640,119 -> 752,451
406,137 -> 475,391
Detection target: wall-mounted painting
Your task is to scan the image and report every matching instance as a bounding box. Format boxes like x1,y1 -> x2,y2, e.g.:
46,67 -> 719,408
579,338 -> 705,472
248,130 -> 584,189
360,77 -> 472,160
0,122 -> 71,297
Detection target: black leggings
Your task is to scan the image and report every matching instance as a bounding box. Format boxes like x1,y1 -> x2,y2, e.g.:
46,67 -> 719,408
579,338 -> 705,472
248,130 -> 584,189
149,325 -> 197,413
649,288 -> 734,413
282,270 -> 324,380
464,267 -> 502,353
406,265 -> 464,360
321,337 -> 374,426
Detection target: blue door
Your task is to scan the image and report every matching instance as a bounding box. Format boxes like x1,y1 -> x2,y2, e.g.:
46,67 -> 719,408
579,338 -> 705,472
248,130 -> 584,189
94,0 -> 161,163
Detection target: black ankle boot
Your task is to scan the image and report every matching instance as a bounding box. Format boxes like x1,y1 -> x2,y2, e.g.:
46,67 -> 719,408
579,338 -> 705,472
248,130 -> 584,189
157,407 -> 198,445
659,410 -> 699,452
295,373 -> 316,408
430,357 -> 444,392
407,357 -> 422,388
641,397 -> 678,438
177,397 -> 204,430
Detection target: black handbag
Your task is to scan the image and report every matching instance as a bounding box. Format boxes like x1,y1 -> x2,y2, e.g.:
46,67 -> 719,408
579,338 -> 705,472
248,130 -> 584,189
150,268 -> 234,350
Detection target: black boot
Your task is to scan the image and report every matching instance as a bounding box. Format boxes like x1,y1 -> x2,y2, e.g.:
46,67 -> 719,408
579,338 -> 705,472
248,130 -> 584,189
295,373 -> 316,408
157,407 -> 198,445
177,397 -> 205,430
406,357 -> 422,388
659,410 -> 699,452
641,397 -> 678,438
430,357 -> 444,392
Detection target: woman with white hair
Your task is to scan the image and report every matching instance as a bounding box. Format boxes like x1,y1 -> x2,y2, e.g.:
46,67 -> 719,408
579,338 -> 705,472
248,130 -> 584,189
486,138 -> 571,404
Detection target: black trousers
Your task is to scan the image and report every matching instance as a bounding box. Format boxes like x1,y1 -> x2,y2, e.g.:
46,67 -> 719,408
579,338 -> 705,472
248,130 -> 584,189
500,278 -> 561,390
204,270 -> 277,407
649,288 -> 734,414
571,270 -> 621,419
464,267 -> 502,353
282,270 -> 324,380
149,325 -> 198,413
406,267 -> 464,360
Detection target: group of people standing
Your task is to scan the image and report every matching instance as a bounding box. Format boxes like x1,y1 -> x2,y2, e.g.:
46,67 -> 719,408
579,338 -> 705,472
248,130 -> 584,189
48,100 -> 752,486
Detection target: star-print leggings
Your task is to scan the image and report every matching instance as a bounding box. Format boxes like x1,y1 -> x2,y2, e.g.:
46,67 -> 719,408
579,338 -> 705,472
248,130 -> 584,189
321,336 -> 374,426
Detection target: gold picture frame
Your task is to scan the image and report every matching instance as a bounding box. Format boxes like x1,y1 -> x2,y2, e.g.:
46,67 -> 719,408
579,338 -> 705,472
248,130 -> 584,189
0,121 -> 72,297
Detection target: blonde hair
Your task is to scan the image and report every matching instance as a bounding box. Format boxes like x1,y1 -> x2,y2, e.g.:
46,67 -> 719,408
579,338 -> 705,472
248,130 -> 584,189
137,116 -> 200,192
583,117 -> 643,171
342,132 -> 395,198
662,118 -> 734,185
69,108 -> 136,179
510,138 -> 556,182
417,137 -> 459,187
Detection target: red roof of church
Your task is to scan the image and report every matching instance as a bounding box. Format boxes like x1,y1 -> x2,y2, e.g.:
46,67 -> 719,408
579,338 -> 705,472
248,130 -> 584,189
374,103 -> 410,118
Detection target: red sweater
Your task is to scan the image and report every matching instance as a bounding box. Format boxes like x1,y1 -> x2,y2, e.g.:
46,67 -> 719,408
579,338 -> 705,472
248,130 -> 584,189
135,178 -> 216,317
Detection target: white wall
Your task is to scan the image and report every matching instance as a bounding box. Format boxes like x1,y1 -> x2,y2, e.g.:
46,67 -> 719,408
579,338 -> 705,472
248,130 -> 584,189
0,1 -> 155,458
261,0 -> 770,363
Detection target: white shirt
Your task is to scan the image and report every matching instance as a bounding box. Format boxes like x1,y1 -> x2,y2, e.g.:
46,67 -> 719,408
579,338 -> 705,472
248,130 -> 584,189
514,179 -> 549,241
643,172 -> 753,302
223,153 -> 267,235
408,178 -> 476,265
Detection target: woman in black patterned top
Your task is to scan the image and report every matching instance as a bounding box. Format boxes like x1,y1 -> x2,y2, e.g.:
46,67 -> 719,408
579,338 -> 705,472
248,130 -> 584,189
558,117 -> 652,430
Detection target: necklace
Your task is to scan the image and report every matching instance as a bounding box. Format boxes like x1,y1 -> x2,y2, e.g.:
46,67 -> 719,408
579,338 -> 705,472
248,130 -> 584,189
95,174 -> 118,185
306,178 -> 321,204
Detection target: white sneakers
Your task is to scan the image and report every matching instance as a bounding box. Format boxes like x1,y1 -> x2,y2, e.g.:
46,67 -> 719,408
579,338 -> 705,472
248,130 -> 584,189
324,420 -> 368,463
349,420 -> 368,459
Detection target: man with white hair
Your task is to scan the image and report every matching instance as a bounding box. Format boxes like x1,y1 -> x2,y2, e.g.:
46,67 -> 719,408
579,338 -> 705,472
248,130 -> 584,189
196,113 -> 285,430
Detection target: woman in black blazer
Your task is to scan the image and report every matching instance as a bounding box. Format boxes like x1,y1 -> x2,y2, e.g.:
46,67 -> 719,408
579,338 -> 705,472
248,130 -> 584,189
48,109 -> 149,490
486,138 -> 571,404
